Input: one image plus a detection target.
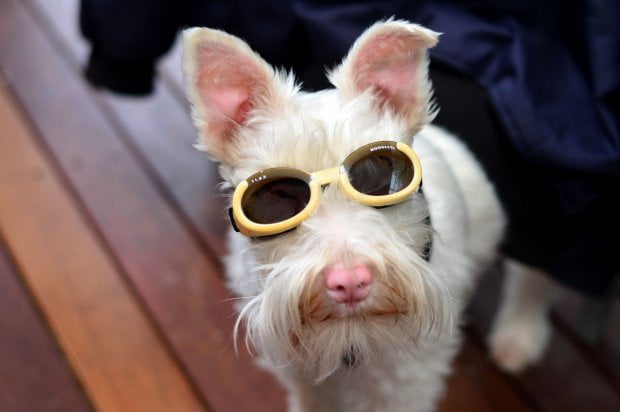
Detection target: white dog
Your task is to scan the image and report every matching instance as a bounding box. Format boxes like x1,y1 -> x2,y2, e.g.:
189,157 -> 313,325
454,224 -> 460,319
182,20 -> 551,411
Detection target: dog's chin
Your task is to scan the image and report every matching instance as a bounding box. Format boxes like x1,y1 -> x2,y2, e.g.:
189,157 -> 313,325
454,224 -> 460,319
304,301 -> 408,324
290,314 -> 418,382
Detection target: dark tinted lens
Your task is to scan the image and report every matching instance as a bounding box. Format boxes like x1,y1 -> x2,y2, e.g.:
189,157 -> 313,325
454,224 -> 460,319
242,177 -> 310,224
348,150 -> 413,196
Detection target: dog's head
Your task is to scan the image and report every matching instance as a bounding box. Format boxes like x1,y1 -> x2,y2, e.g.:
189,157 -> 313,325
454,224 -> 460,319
183,21 -> 452,380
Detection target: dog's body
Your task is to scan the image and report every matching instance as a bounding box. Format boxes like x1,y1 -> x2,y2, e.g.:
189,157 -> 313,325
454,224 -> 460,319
225,123 -> 504,411
182,20 -> 551,411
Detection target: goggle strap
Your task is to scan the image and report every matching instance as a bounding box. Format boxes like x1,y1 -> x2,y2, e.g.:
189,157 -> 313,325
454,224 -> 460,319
418,187 -> 432,262
422,215 -> 432,261
228,207 -> 240,233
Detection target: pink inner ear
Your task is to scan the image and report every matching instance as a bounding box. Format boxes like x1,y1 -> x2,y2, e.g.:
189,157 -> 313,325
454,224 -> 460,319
363,63 -> 417,111
353,32 -> 423,113
208,85 -> 253,125
195,44 -> 267,141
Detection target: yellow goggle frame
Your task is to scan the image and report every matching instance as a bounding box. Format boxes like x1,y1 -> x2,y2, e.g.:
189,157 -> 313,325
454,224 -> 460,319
230,141 -> 422,237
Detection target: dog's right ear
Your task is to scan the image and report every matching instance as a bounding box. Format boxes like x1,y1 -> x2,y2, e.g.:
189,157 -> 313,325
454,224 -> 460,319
182,28 -> 290,163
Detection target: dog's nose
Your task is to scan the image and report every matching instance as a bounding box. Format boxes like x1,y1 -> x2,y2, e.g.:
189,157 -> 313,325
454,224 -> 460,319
324,264 -> 373,305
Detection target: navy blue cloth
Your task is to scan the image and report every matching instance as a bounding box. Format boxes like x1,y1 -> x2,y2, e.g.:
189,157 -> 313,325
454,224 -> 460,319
80,0 -> 620,295
418,1 -> 620,296
423,1 -> 620,188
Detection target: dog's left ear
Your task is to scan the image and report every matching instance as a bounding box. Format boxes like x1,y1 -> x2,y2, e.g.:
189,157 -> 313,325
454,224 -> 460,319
329,20 -> 439,133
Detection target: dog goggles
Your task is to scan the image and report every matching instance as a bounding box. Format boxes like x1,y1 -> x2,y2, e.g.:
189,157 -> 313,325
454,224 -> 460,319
229,141 -> 422,237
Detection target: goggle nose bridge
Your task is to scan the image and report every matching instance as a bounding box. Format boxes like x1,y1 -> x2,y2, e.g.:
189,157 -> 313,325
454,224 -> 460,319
311,166 -> 343,186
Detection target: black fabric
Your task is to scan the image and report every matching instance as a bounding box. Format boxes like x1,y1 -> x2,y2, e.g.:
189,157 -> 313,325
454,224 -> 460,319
79,0 -> 183,94
84,50 -> 154,95
430,62 -> 620,296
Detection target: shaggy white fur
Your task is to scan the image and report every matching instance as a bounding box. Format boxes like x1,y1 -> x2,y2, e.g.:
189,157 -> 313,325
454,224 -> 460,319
183,20 -> 508,412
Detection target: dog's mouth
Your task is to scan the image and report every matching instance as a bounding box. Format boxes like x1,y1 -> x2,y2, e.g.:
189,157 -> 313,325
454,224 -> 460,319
302,310 -> 407,325
300,290 -> 409,325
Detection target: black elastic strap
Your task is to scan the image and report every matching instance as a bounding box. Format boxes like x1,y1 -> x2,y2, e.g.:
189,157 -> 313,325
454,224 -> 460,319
419,187 -> 433,262
422,214 -> 433,262
228,208 -> 240,233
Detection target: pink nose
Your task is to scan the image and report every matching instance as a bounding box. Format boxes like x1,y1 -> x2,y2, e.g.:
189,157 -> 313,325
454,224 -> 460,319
324,264 -> 373,305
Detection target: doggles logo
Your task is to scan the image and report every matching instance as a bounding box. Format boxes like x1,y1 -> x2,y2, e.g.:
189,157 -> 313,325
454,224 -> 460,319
369,144 -> 395,152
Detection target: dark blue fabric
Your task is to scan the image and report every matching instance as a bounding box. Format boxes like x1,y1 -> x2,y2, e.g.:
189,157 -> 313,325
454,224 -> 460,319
420,0 -> 620,198
417,1 -> 620,296
80,0 -> 620,295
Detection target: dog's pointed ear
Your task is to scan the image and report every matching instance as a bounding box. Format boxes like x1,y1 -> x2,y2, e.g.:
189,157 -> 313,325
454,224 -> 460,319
329,20 -> 440,133
183,28 -> 289,162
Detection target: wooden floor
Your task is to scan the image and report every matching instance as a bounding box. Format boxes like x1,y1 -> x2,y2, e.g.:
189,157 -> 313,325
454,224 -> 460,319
0,0 -> 619,411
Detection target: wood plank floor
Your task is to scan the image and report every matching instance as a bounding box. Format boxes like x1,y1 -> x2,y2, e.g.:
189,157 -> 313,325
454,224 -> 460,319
0,0 -> 618,411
